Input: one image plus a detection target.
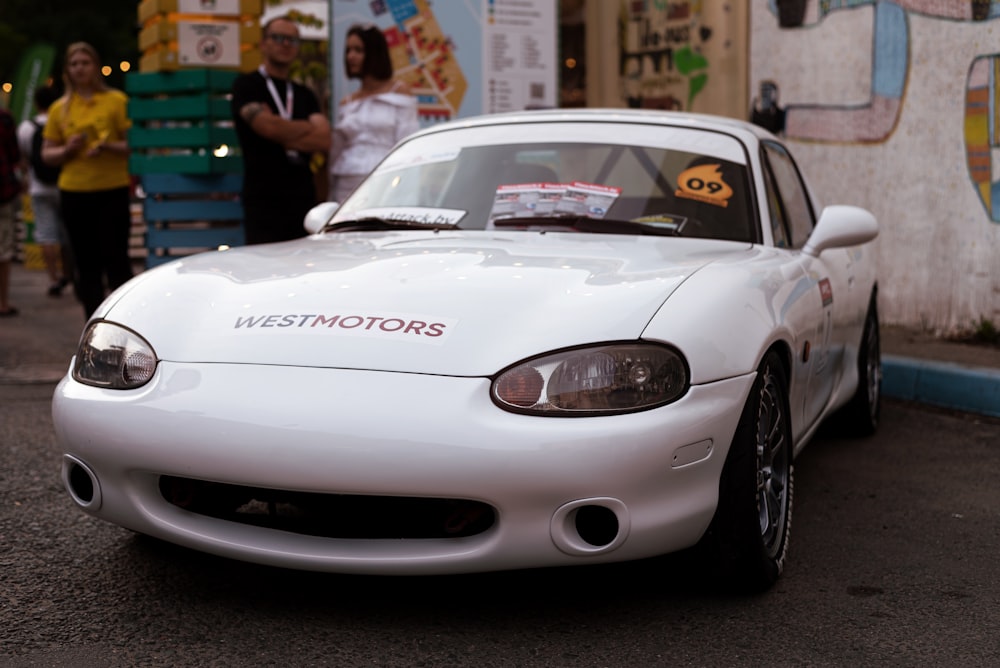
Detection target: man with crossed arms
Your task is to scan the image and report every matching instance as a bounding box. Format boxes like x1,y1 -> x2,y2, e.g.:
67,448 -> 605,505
232,15 -> 331,244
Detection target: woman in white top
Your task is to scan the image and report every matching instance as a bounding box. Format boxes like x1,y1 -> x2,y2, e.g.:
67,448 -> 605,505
328,24 -> 419,203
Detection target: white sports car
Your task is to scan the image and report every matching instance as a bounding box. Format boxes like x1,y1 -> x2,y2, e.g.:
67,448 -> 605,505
53,109 -> 880,591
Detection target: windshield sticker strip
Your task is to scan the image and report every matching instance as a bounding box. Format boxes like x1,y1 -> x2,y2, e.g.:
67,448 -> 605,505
344,207 -> 467,225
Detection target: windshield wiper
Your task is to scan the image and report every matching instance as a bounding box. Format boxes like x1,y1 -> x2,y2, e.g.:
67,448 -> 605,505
322,217 -> 461,233
492,214 -> 681,236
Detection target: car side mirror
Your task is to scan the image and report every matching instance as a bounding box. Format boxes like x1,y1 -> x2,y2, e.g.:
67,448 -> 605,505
802,205 -> 878,257
303,201 -> 340,234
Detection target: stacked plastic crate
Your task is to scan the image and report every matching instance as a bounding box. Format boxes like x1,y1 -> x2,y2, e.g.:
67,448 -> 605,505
130,0 -> 263,267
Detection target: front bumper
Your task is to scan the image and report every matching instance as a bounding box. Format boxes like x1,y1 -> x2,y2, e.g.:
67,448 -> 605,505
53,361 -> 754,574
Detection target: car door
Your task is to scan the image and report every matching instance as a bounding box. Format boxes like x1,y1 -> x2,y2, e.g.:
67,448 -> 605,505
761,141 -> 854,435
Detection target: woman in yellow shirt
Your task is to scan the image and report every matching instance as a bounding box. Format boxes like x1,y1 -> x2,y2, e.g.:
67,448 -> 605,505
42,42 -> 132,319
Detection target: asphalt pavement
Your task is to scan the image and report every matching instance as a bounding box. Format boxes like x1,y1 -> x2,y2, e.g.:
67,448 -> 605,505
2,260 -> 999,418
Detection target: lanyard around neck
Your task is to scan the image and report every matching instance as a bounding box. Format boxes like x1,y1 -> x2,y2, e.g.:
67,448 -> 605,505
258,65 -> 293,120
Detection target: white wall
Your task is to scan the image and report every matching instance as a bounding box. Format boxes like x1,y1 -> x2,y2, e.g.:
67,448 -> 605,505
751,1 -> 1000,334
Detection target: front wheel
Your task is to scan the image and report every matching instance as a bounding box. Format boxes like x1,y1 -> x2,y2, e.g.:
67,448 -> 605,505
701,350 -> 793,592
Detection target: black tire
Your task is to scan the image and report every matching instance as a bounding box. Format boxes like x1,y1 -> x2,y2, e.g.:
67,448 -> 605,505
701,350 -> 793,593
840,294 -> 881,436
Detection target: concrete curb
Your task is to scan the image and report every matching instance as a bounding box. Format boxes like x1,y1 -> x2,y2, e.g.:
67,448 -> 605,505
883,354 -> 1000,418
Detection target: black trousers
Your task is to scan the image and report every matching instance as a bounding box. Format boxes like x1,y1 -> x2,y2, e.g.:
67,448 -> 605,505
60,187 -> 134,318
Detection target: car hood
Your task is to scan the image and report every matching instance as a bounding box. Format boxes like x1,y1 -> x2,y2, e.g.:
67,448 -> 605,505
101,231 -> 753,376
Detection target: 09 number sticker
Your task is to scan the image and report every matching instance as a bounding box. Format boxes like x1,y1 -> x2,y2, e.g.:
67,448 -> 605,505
675,163 -> 733,208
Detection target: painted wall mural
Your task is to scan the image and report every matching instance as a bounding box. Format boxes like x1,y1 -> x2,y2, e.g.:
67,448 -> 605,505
966,54 -> 1000,222
763,1 -> 907,143
751,0 -> 1000,333
759,0 -> 1000,223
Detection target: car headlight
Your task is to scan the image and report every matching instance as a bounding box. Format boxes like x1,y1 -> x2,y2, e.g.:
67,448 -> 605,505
73,321 -> 158,389
492,343 -> 688,416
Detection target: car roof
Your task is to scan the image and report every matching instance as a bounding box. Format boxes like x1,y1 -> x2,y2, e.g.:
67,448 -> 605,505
407,108 -> 778,147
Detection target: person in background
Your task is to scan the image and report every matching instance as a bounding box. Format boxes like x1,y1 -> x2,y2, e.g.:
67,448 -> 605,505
18,84 -> 71,297
232,15 -> 331,244
0,106 -> 22,317
328,23 -> 419,203
41,42 -> 133,319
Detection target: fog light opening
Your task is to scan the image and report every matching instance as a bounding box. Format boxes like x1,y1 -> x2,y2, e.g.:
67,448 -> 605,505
62,455 -> 101,509
575,505 -> 619,547
69,463 -> 95,504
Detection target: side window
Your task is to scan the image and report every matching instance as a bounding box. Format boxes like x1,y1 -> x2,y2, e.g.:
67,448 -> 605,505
761,142 -> 815,248
761,158 -> 791,249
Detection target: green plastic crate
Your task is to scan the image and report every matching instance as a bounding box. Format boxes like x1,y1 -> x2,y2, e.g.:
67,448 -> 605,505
129,94 -> 233,121
126,69 -> 239,95
129,125 -> 239,149
130,153 -> 243,175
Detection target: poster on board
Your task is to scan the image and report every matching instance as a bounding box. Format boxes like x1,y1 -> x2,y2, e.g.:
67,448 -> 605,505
482,0 -> 557,113
329,0 -> 556,126
178,0 -> 242,14
177,21 -> 242,67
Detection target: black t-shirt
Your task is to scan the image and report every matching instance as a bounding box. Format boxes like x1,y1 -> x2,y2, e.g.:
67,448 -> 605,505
231,70 -> 322,201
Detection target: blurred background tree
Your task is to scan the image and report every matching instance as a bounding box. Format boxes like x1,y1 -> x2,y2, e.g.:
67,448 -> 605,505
0,0 -> 139,92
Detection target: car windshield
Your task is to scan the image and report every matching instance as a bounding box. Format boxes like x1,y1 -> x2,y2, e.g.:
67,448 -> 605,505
330,121 -> 756,242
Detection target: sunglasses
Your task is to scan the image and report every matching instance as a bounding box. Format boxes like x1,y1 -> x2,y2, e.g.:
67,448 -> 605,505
268,33 -> 301,46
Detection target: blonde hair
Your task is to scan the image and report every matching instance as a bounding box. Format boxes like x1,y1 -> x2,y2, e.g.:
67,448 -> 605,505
62,42 -> 108,94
